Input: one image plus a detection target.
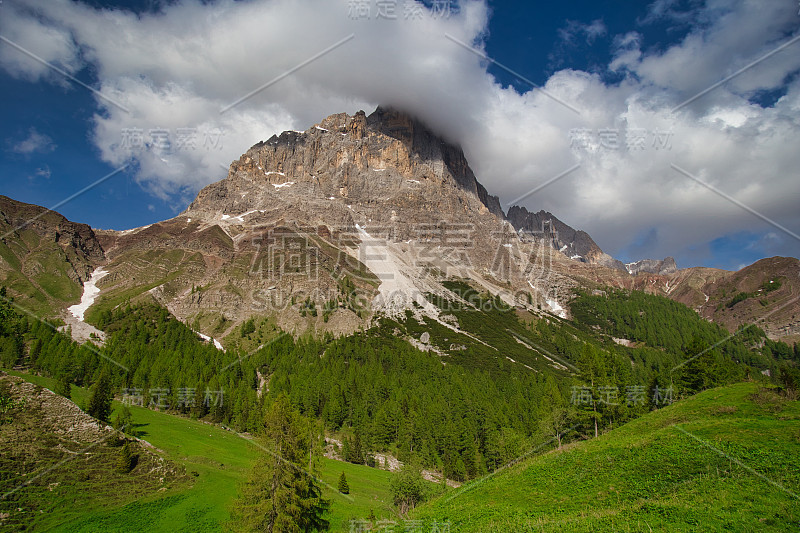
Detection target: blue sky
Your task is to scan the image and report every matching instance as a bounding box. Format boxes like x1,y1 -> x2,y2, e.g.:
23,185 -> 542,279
1,0 -> 798,271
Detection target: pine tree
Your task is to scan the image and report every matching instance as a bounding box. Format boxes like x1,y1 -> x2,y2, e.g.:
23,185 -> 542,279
0,336 -> 20,368
113,405 -> 135,436
678,336 -> 717,393
117,441 -> 134,473
87,372 -> 113,423
191,382 -> 208,419
337,472 -> 349,494
55,374 -> 72,399
344,433 -> 364,465
241,318 -> 256,337
228,395 -> 329,532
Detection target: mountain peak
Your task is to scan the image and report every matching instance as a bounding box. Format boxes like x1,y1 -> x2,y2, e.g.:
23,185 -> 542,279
190,106 -> 504,225
506,205 -> 625,270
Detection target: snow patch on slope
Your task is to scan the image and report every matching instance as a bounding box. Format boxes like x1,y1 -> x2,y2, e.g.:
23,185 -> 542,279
220,210 -> 260,223
348,226 -> 496,351
527,280 -> 567,319
68,268 -> 108,321
545,298 -> 567,319
195,331 -> 225,351
118,224 -> 152,236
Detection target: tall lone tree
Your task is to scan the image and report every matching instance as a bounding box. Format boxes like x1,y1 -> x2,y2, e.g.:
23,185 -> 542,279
86,372 -> 113,423
228,395 -> 329,532
337,472 -> 349,495
55,374 -> 72,400
390,462 -> 427,517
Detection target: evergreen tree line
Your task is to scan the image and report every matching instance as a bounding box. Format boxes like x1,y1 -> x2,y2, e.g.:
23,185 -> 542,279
570,289 -> 798,373
1,287 -> 797,484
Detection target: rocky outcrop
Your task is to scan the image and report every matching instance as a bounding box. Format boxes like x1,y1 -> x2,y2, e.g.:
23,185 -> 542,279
507,205 -> 625,271
625,257 -> 678,276
87,107 -> 581,335
0,195 -> 105,283
186,107 -> 505,237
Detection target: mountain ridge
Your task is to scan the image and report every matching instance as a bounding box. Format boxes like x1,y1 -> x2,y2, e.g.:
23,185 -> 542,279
0,107 -> 797,343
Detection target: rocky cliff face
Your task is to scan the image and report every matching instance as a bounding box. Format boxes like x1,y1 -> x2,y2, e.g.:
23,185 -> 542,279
186,107 -> 504,241
625,257 -> 678,276
92,108 -> 581,341
506,206 -> 625,270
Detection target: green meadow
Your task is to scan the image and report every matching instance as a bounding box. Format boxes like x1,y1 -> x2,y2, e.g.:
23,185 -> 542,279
412,382 -> 800,532
8,373 -> 799,532
7,372 -> 400,532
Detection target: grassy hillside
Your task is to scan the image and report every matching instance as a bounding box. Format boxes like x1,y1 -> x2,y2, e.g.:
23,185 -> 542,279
0,372 -> 187,532
5,372 -> 404,532
412,382 -> 800,532
0,228 -> 85,317
0,196 -> 105,318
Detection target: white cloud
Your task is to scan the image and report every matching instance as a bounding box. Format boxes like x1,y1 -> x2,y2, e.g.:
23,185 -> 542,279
35,166 -> 51,179
27,165 -> 52,181
1,0 -> 798,265
558,19 -> 608,45
11,128 -> 56,154
615,1 -> 800,98
0,1 -> 82,84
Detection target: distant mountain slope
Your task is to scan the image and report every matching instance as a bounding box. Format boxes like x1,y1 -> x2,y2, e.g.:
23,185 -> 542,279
506,205 -> 625,270
0,196 -> 105,316
625,256 -> 678,276
691,257 -> 800,343
0,107 -> 796,344
413,382 -> 800,531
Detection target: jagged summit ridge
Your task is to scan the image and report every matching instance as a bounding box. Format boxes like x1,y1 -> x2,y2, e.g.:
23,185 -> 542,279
625,257 -> 678,276
506,205 -> 625,270
187,107 -> 504,233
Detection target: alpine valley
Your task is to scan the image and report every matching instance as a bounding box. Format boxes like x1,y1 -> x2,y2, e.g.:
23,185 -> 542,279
1,107 -> 798,532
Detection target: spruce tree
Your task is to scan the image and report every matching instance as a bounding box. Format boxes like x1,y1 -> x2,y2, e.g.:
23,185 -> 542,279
55,374 -> 72,399
113,405 -> 135,436
87,372 -> 113,423
228,395 -> 329,532
337,472 -> 349,494
117,441 -> 134,473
